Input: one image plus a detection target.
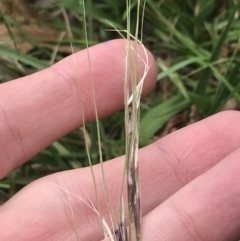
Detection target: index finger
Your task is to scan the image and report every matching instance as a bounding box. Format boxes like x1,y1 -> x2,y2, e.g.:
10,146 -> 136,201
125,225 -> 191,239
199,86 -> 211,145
0,39 -> 156,178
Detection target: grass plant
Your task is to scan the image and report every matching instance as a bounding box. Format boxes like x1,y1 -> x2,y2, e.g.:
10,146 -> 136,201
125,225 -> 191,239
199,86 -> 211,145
79,0 -> 149,239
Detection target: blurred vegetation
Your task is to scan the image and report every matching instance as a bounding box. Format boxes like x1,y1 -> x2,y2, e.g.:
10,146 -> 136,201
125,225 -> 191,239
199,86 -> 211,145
0,0 -> 240,203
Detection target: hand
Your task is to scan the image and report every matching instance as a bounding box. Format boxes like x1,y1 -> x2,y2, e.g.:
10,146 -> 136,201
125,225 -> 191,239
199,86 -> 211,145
0,39 -> 240,241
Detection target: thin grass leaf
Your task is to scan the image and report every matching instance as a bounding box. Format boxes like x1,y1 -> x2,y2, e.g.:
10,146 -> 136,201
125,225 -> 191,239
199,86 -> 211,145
86,0 -> 94,41
0,12 -> 19,57
157,57 -> 203,80
140,94 -> 190,139
188,92 -> 212,114
196,8 -> 236,94
157,59 -> 190,100
0,44 -> 48,70
210,65 -> 240,102
2,13 -> 51,56
81,0 -> 117,235
147,0 -> 206,58
0,183 -> 10,189
48,145 -> 70,170
52,141 -> 71,157
208,39 -> 240,114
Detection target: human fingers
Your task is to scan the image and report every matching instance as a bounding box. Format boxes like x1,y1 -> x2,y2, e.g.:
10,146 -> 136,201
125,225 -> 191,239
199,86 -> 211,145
140,145 -> 240,240
139,110 -> 240,214
1,111 -> 240,240
0,39 -> 156,178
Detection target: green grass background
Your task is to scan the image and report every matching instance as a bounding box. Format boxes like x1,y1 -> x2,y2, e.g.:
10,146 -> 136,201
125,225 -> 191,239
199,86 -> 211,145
0,0 -> 240,204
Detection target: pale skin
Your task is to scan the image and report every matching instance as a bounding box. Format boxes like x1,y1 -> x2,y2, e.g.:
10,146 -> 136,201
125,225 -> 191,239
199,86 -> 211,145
0,39 -> 240,241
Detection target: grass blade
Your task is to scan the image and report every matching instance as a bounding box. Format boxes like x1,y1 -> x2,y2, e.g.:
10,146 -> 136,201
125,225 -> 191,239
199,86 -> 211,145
140,94 -> 190,139
196,8 -> 236,94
